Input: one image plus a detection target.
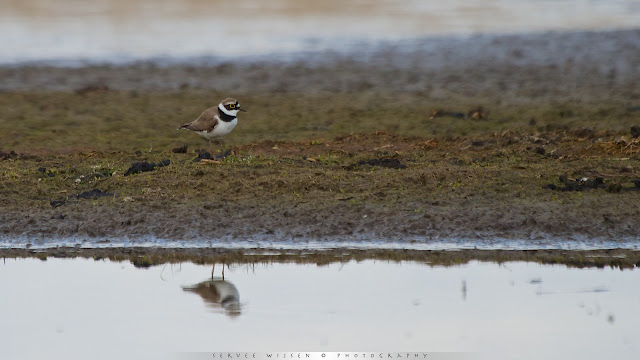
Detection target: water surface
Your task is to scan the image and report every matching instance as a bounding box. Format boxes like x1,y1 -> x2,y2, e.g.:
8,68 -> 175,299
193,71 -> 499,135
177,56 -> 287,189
1,258 -> 638,359
2,0 -> 640,63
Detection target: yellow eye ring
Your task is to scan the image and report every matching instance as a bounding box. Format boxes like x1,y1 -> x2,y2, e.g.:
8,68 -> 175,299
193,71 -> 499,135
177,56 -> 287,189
229,104 -> 236,109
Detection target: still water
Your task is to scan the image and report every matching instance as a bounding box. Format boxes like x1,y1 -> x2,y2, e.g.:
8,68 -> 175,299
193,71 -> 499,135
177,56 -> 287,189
1,0 -> 640,63
0,258 -> 638,359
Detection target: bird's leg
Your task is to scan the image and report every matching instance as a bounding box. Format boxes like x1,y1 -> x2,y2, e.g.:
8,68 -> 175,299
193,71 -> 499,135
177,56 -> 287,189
211,264 -> 215,280
207,138 -> 214,155
222,265 -> 225,281
218,138 -> 225,155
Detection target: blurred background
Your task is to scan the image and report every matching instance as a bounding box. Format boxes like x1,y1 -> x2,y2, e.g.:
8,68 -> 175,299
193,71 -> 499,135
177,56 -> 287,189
1,1 -> 640,151
2,0 -> 640,64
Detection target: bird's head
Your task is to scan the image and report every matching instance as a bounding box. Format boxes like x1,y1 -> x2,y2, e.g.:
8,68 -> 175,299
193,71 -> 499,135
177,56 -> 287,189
219,97 -> 246,117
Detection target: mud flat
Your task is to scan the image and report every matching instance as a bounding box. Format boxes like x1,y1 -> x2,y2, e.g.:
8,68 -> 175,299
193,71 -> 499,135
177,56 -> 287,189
2,30 -> 639,101
1,30 -> 640,251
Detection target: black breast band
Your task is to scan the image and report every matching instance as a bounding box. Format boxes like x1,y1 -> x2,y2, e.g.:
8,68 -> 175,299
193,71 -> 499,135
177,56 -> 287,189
218,108 -> 236,122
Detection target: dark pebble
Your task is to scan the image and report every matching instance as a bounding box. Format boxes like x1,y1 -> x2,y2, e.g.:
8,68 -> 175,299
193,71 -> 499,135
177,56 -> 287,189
193,152 -> 213,162
124,161 -> 156,175
0,150 -> 18,160
631,126 -> 640,138
193,148 -> 233,161
216,148 -> 233,159
172,145 -> 188,153
124,159 -> 170,175
535,147 -> 546,155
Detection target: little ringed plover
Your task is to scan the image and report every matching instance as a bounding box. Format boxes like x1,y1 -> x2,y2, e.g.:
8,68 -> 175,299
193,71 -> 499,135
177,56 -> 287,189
178,97 -> 246,144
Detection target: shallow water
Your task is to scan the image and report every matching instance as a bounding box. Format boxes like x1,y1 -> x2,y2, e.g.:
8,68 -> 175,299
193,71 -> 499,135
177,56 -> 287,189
2,0 -> 640,63
1,258 -> 638,359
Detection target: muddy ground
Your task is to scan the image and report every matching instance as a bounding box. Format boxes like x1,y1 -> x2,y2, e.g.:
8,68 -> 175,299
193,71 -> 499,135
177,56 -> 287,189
2,107 -> 639,245
1,30 -> 640,260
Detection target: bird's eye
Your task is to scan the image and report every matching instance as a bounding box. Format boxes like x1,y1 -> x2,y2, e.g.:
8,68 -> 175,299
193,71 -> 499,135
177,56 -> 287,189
229,104 -> 236,109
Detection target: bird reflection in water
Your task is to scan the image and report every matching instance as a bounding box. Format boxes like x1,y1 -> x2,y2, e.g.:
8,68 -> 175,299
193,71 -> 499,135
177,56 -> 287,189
182,264 -> 241,317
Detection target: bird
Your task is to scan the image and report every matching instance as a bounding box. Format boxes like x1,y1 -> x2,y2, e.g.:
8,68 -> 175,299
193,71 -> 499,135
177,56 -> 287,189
183,279 -> 241,317
178,97 -> 246,149
183,265 -> 241,317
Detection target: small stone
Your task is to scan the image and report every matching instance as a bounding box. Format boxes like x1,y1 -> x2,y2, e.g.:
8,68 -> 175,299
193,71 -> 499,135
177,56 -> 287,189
193,152 -> 213,162
172,145 -> 188,153
124,161 -> 156,176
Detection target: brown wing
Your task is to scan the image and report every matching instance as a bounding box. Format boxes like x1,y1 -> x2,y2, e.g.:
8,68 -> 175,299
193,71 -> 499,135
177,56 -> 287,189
179,107 -> 219,132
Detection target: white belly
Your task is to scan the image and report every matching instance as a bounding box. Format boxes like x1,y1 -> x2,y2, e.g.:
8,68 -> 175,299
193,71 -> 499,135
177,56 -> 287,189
197,118 -> 237,140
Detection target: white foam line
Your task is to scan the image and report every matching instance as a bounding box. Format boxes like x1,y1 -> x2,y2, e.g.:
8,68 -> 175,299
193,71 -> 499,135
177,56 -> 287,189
1,237 -> 638,251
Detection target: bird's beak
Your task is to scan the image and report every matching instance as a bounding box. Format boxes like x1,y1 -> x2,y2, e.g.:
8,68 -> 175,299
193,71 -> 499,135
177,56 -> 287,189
238,106 -> 247,112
